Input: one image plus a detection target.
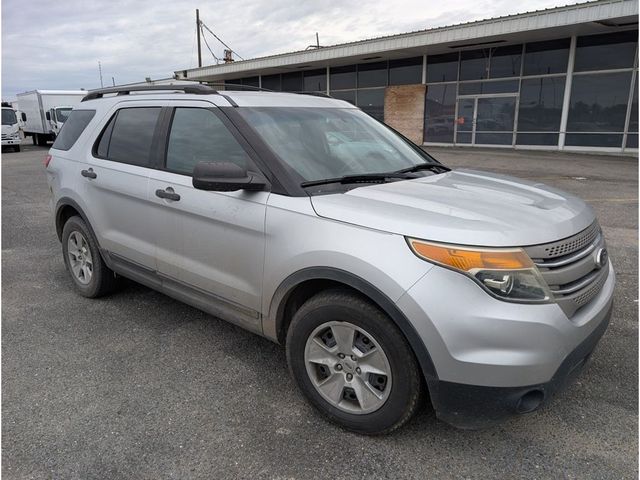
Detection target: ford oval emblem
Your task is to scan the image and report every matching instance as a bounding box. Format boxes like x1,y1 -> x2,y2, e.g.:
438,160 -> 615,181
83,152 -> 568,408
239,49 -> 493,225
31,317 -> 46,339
596,248 -> 608,269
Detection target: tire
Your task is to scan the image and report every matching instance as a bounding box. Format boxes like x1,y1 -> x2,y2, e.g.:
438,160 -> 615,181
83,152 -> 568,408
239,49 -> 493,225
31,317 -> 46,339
14,145 -> 20,152
32,134 -> 37,146
37,134 -> 48,147
286,289 -> 423,435
61,216 -> 119,298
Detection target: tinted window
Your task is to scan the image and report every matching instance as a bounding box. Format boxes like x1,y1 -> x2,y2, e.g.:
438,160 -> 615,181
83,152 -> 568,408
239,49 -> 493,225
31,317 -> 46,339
565,133 -> 623,147
331,90 -> 356,105
476,97 -> 516,132
330,65 -> 357,90
96,114 -> 115,158
358,62 -> 388,88
281,72 -> 303,92
424,84 -> 456,143
106,108 -> 160,166
516,133 -> 559,146
52,110 -> 95,151
426,53 -> 458,83
303,69 -> 327,92
626,134 -> 638,148
574,31 -> 638,72
490,45 -> 522,78
241,76 -> 259,88
518,77 -> 565,131
567,72 -> 632,132
356,88 -> 385,121
458,80 -> 519,95
389,57 -> 422,85
523,38 -> 570,75
166,108 -> 251,175
460,49 -> 489,80
628,77 -> 638,133
262,74 -> 281,91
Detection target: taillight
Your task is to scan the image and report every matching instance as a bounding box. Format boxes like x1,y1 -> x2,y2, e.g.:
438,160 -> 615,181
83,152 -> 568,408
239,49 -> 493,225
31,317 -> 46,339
44,155 -> 52,168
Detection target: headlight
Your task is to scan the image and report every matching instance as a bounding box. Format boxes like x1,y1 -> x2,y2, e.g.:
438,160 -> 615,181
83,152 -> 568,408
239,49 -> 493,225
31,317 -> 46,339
407,238 -> 552,303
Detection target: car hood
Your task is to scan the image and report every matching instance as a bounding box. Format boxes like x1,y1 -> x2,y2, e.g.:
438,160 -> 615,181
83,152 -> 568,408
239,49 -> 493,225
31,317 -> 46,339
310,169 -> 595,247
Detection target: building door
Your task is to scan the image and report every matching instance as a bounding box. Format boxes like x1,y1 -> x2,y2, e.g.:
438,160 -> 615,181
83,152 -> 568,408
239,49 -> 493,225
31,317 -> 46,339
455,95 -> 517,146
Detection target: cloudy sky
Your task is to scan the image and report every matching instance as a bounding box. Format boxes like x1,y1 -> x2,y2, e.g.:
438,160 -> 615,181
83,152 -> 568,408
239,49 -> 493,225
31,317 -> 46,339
2,0 -> 580,100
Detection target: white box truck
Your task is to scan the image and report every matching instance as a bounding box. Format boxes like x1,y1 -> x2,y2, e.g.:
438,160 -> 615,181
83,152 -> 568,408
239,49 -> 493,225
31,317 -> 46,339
1,103 -> 22,152
17,90 -> 87,146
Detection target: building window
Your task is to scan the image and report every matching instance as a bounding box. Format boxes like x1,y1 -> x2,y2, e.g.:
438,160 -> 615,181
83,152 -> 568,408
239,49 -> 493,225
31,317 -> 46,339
458,79 -> 519,95
356,88 -> 385,121
460,49 -> 490,80
523,38 -> 570,76
517,77 -> 565,132
303,69 -> 327,92
426,53 -> 458,83
489,44 -> 522,78
626,76 -> 638,148
357,61 -> 388,88
424,84 -> 456,143
330,65 -> 357,90
389,57 -> 422,85
574,30 -> 638,72
262,74 -> 282,91
281,72 -> 303,92
567,72 -> 632,133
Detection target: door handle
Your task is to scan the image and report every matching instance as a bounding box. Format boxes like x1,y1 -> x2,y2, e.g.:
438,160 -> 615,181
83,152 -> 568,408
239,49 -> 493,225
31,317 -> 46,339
155,188 -> 181,201
81,168 -> 97,179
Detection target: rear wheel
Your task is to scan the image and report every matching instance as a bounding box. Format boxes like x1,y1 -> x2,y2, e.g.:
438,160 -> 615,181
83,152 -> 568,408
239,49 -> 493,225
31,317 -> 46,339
61,216 -> 119,297
286,290 -> 423,434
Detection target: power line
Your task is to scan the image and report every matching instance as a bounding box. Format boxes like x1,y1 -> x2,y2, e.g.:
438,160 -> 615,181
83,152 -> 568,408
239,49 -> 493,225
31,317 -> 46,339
199,20 -> 244,61
200,23 -> 221,64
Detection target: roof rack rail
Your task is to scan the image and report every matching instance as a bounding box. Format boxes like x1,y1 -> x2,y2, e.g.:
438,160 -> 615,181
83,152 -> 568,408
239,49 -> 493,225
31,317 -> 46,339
81,84 -> 217,102
296,91 -> 332,98
205,83 -> 274,92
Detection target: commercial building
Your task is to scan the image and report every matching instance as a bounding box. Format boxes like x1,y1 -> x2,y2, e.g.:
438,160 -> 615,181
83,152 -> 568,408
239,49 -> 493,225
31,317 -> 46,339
175,0 -> 639,154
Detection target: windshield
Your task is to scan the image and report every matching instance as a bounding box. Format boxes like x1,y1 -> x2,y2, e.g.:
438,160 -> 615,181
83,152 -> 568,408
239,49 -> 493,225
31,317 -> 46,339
237,107 -> 438,182
2,108 -> 17,125
55,108 -> 72,123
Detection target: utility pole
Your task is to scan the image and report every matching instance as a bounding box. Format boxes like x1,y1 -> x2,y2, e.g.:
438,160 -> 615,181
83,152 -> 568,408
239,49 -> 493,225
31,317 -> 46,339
112,77 -> 116,86
196,9 -> 202,68
98,61 -> 104,88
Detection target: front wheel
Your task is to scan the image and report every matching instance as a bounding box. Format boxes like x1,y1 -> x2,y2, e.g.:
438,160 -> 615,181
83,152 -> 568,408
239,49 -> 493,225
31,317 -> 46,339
286,290 -> 423,434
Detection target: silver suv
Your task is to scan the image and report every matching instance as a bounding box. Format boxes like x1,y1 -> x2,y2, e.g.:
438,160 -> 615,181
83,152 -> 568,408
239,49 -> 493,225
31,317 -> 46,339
45,85 -> 615,434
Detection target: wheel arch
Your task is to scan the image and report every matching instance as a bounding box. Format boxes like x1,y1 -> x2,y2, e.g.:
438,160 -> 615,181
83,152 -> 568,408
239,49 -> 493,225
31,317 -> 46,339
55,197 -> 98,243
266,267 -> 438,382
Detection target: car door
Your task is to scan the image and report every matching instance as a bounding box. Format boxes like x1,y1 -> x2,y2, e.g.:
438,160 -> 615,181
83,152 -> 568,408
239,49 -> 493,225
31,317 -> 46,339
84,102 -> 163,269
147,103 -> 269,328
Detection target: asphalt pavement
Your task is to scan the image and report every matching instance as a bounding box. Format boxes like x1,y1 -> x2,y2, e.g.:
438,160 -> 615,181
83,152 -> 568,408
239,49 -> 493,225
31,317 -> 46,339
2,142 -> 638,479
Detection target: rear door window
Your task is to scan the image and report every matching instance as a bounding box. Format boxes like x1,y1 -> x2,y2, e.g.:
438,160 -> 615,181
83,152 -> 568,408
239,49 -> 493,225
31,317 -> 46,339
165,107 -> 251,175
96,107 -> 161,167
52,110 -> 96,151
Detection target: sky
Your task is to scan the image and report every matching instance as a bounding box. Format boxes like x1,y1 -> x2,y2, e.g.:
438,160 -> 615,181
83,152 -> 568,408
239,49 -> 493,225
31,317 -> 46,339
2,0 -> 584,100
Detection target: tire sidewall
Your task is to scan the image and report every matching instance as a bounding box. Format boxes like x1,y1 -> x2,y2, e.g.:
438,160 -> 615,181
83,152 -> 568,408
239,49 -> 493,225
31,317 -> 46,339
287,293 -> 421,434
61,216 -> 104,297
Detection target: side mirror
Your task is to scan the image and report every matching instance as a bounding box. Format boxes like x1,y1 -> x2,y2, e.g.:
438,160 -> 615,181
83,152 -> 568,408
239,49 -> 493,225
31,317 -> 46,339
45,111 -> 51,121
192,162 -> 267,192
21,112 -> 26,122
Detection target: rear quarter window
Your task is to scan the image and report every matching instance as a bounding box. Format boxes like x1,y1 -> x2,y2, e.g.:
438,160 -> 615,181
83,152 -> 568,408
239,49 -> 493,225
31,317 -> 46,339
52,110 -> 96,151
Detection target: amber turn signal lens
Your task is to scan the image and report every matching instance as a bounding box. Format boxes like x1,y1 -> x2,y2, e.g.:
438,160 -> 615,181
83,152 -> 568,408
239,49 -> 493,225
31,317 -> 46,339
408,239 -> 533,272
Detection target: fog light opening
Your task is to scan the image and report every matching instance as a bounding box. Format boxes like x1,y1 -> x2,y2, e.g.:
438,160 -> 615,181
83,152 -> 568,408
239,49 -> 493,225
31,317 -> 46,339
516,389 -> 545,414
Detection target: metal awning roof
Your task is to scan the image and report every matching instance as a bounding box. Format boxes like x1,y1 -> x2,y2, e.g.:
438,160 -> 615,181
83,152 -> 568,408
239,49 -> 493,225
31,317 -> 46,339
176,0 -> 638,82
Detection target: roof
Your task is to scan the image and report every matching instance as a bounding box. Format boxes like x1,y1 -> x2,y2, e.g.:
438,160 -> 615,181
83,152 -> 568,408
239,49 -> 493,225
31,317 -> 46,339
177,0 -> 638,81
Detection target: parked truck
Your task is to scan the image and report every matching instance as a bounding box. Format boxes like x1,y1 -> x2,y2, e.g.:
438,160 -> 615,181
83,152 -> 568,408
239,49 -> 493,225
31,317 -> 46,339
17,90 -> 86,146
1,102 -> 22,152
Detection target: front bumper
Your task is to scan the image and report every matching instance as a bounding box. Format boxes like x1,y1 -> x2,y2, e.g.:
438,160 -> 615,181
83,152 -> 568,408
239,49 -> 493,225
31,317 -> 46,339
1,138 -> 20,146
396,259 -> 615,428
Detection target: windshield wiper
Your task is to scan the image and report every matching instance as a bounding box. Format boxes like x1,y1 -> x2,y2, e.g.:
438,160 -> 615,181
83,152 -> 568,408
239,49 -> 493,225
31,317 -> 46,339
301,172 -> 416,188
394,162 -> 450,174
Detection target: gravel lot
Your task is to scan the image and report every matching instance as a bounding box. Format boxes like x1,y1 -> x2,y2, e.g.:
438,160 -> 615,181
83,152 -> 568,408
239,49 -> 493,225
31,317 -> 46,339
2,142 -> 638,479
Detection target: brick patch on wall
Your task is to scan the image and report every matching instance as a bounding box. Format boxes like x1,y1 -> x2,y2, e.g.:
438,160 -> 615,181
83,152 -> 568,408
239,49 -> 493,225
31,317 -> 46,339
384,84 -> 426,145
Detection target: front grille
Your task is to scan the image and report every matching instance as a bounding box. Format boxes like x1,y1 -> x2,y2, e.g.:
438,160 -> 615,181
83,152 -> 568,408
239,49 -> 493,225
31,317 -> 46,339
525,221 -> 609,318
